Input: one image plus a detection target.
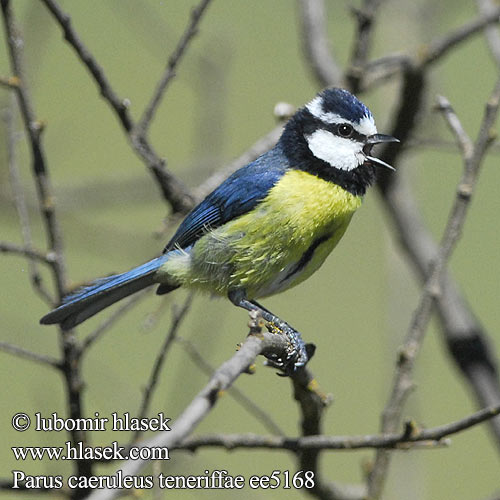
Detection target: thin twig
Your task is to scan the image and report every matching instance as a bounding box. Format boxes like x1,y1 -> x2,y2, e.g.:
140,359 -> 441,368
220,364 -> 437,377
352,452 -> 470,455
346,0 -> 383,93
38,0 -> 196,213
2,0 -> 67,299
0,74 -> 19,88
39,0 -> 133,131
0,241 -> 53,265
132,294 -> 194,442
0,341 -> 61,368
4,98 -> 54,304
296,0 -> 342,87
358,7 -> 500,454
131,137 -> 195,213
1,1 -> 91,487
476,0 -> 500,66
176,335 -> 286,436
80,288 -> 151,353
362,7 -> 500,89
378,172 -> 500,438
135,0 -> 214,136
176,404 -> 500,452
361,54 -> 412,90
368,80 -> 500,499
178,433 -> 447,452
434,98 -> 474,157
291,365 -> 348,499
373,51 -> 500,454
421,6 -> 500,66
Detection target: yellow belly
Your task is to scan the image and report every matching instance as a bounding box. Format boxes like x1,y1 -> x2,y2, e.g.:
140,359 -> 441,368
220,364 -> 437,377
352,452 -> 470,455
162,170 -> 363,298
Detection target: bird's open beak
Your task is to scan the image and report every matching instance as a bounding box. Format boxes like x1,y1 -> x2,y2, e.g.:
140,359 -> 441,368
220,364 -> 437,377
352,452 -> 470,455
364,134 -> 399,171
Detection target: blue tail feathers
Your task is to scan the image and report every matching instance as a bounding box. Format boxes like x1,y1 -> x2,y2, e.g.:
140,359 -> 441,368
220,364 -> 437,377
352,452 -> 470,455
40,255 -> 169,329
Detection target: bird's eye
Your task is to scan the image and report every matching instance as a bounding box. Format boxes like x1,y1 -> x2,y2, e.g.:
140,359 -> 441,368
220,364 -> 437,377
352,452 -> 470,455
338,124 -> 353,137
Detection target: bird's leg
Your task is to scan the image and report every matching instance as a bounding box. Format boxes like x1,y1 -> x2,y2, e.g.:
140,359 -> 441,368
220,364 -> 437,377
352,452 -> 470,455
228,289 -> 314,372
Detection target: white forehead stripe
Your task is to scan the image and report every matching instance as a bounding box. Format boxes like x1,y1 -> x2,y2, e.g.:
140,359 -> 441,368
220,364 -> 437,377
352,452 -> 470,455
357,115 -> 377,136
307,97 -> 345,124
306,129 -> 365,172
306,96 -> 378,136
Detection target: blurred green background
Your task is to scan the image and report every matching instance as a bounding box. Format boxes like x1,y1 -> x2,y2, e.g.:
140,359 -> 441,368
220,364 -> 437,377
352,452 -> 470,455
1,0 -> 499,499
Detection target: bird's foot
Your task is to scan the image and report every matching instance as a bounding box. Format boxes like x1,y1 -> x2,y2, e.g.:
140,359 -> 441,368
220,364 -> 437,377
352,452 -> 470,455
250,312 -> 315,374
268,321 -> 313,372
229,289 -> 315,374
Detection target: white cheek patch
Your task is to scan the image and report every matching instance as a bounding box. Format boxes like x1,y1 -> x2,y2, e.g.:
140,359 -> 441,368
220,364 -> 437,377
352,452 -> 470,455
306,129 -> 365,171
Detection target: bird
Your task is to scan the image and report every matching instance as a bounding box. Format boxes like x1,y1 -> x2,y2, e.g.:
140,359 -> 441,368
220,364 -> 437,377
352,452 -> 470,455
40,87 -> 398,367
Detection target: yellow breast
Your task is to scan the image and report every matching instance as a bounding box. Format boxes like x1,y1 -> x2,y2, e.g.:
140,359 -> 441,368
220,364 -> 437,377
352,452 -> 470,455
265,169 -> 362,232
223,169 -> 363,297
164,169 -> 363,298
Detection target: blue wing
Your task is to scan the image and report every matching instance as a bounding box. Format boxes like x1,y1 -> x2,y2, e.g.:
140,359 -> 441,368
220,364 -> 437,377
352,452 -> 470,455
164,145 -> 289,252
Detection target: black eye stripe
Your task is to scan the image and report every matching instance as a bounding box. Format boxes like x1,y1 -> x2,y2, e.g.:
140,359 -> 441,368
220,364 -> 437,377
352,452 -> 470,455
327,123 -> 366,142
300,110 -> 368,142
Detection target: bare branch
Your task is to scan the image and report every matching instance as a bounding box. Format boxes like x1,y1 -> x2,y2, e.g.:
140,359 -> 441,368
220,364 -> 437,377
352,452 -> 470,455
38,0 -> 195,213
297,0 -> 342,87
0,341 -> 60,368
0,241 -> 53,265
364,29 -> 500,455
359,54 -> 411,90
176,335 -> 286,436
2,0 -> 68,299
375,68 -> 500,454
3,99 -> 55,304
421,6 -> 500,66
379,170 -> 500,438
368,79 -> 500,499
128,135 -> 194,213
346,0 -> 383,93
0,74 -> 19,88
39,0 -> 133,132
435,96 -> 474,157
177,404 -> 500,452
291,365 -> 347,500
135,0 -> 214,136
472,79 -> 500,154
86,330 -> 294,500
363,7 -> 500,89
477,0 -> 500,66
2,1 -> 92,482
177,432 -> 446,453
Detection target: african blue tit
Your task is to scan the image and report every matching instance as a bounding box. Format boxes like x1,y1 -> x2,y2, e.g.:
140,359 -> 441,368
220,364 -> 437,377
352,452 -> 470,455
41,88 -> 397,366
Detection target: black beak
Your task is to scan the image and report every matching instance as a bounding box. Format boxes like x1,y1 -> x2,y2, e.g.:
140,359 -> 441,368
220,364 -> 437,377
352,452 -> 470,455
364,134 -> 399,171
366,133 -> 400,145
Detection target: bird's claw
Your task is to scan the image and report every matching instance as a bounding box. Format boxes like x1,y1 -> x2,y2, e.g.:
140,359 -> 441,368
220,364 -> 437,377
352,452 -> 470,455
263,321 -> 315,374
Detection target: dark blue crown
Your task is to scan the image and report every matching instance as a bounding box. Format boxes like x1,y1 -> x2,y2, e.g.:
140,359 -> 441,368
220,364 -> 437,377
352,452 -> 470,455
317,88 -> 372,123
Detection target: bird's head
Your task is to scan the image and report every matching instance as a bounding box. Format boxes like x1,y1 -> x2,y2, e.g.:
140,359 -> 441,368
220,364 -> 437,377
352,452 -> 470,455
280,88 -> 399,195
